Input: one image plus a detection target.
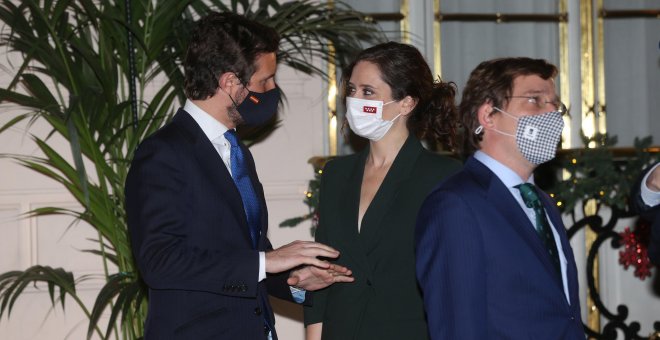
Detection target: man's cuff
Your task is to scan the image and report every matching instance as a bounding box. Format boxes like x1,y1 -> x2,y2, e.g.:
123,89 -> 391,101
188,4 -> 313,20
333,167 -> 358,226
258,251 -> 266,282
641,163 -> 660,207
290,286 -> 307,303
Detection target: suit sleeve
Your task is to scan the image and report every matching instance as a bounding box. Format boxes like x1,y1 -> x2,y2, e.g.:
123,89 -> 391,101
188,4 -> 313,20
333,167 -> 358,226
415,189 -> 487,340
125,137 -> 259,297
302,225 -> 329,325
630,162 -> 660,265
650,211 -> 660,265
303,161 -> 335,325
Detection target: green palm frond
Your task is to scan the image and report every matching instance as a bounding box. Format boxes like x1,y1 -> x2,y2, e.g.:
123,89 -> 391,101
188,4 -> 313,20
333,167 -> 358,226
229,0 -> 385,79
0,265 -> 103,337
87,272 -> 146,340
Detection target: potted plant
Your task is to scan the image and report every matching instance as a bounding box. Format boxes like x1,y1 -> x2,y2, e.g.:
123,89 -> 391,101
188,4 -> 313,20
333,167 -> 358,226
0,0 -> 383,338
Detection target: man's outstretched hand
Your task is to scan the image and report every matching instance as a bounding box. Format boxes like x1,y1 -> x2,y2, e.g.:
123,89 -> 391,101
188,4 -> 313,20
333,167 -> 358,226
264,240 -> 354,291
288,263 -> 354,291
265,240 -> 340,274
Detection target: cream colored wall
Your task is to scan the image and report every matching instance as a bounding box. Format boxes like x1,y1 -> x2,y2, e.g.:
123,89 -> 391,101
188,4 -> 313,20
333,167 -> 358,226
2,0 -> 659,338
0,63 -> 323,339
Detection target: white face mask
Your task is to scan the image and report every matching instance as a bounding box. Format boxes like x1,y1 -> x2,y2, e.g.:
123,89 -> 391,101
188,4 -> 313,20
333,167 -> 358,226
488,107 -> 564,165
345,97 -> 400,141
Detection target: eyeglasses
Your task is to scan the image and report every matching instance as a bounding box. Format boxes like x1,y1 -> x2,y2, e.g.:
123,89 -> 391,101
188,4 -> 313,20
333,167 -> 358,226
506,96 -> 568,115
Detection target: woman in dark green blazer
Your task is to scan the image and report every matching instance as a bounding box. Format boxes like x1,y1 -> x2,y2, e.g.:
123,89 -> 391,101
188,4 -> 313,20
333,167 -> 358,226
304,42 -> 461,340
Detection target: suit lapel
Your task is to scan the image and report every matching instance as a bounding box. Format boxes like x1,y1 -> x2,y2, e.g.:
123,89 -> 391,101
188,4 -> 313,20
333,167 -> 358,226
541,192 -> 580,304
359,135 -> 421,250
173,110 -> 254,246
334,136 -> 422,277
335,149 -> 373,276
466,157 -> 564,289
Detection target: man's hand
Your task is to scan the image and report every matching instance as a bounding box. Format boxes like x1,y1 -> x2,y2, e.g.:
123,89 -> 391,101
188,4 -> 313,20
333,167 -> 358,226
265,240 -> 340,274
288,263 -> 354,291
647,166 -> 660,192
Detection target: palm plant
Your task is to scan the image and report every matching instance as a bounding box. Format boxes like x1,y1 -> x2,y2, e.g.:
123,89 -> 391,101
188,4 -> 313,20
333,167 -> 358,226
0,0 -> 383,339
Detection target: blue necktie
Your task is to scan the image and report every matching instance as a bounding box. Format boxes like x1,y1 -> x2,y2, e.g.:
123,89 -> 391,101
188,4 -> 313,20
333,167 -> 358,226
515,183 -> 561,275
224,130 -> 261,248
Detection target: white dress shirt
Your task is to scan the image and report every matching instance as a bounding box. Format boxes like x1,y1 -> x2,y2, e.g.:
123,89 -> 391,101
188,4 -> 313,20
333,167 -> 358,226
184,100 -> 267,282
474,151 -> 571,303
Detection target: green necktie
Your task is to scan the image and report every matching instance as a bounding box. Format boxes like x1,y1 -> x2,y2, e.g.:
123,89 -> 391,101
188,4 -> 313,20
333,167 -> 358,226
515,183 -> 561,275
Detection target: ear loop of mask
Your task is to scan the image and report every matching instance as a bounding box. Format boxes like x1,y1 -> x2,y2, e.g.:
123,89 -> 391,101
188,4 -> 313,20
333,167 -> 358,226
383,100 -> 402,122
219,74 -> 246,108
474,106 -> 518,137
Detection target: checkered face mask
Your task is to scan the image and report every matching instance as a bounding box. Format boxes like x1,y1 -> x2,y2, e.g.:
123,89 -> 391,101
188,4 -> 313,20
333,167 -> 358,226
492,108 -> 564,165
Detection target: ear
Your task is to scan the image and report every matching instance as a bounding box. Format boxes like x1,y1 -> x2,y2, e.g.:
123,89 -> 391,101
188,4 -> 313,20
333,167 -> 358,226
399,95 -> 417,116
217,72 -> 241,94
477,101 -> 495,128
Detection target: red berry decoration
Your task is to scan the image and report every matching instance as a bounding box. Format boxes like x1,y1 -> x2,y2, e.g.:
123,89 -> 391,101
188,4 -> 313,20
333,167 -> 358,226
618,219 -> 653,280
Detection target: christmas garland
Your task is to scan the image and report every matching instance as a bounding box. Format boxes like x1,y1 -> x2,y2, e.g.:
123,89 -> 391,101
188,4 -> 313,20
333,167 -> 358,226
282,133 -> 659,279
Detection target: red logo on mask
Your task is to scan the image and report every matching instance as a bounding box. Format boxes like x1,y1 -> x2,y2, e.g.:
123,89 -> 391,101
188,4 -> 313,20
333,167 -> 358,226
248,95 -> 260,104
362,106 -> 377,114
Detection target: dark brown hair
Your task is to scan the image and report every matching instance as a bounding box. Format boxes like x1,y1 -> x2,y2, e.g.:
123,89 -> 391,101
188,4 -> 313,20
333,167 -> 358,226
460,57 -> 558,155
184,12 -> 280,100
342,41 -> 458,150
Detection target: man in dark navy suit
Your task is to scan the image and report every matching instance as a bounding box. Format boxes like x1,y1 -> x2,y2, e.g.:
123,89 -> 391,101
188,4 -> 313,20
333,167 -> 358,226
415,58 -> 585,339
125,12 -> 352,340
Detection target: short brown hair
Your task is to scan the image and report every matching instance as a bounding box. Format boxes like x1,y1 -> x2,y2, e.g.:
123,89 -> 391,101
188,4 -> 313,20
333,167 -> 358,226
184,12 -> 280,100
460,57 -> 557,155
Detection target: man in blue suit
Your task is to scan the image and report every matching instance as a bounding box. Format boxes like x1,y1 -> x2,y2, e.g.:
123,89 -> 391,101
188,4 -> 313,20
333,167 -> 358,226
125,12 -> 352,340
415,57 -> 585,339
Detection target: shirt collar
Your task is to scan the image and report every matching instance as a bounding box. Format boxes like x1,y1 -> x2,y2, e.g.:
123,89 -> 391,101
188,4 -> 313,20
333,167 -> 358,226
473,150 -> 535,188
184,99 -> 229,142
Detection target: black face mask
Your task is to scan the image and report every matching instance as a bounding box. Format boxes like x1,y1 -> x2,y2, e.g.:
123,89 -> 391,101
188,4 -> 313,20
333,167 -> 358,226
235,86 -> 280,126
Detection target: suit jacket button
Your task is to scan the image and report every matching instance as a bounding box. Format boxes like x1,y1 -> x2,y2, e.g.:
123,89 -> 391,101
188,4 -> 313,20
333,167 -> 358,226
264,325 -> 269,335
254,307 -> 262,315
366,279 -> 372,286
